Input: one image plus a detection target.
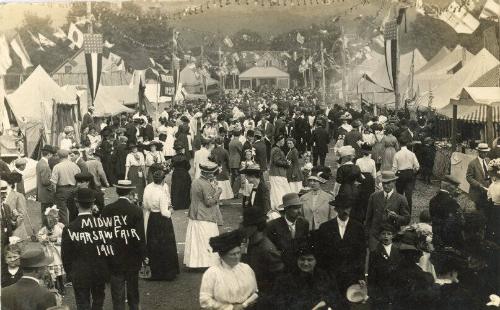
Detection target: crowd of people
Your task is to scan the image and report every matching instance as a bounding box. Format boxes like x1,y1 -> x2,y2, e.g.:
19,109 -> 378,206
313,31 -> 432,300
0,87 -> 499,310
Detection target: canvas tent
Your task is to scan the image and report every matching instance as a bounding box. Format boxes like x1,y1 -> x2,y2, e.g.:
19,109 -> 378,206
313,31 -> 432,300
91,85 -> 137,117
239,66 -> 290,89
179,65 -> 218,94
440,87 -> 500,122
5,66 -> 78,157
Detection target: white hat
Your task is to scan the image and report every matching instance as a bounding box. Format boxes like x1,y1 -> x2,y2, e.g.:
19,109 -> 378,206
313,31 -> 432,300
477,143 -> 491,152
338,145 -> 356,158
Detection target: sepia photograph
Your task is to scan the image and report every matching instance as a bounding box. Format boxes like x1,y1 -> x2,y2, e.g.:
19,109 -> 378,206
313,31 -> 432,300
0,0 -> 499,309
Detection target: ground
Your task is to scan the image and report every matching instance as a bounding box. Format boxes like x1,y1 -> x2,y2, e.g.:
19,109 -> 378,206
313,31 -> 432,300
22,144 -> 439,309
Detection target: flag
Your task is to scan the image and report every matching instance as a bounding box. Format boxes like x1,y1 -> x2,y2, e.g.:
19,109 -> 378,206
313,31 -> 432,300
232,52 -> 240,61
149,57 -> 156,67
10,34 -> 32,70
0,35 -> 12,75
173,31 -> 180,48
296,32 -> 305,44
104,40 -> 114,48
372,34 -> 384,48
224,36 -> 234,47
439,1 -> 479,34
27,30 -> 43,50
68,23 -> 84,49
480,0 -> 500,20
416,0 -> 425,15
160,74 -> 175,96
53,28 -> 67,40
384,19 -> 398,89
38,33 -> 56,47
102,52 -> 123,72
83,34 -> 103,104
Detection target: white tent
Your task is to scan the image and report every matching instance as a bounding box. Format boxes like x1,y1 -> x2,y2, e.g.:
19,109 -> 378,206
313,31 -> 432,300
439,87 -> 500,122
92,85 -> 136,117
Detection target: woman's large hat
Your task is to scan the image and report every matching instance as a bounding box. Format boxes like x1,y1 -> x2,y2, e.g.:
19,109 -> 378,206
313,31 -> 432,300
209,230 -> 243,254
338,145 -> 356,158
20,242 -> 54,268
200,161 -> 218,174
240,163 -> 261,174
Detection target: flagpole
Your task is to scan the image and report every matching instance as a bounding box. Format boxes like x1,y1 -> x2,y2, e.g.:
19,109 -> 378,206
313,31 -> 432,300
320,40 -> 326,105
172,28 -> 177,106
341,26 -> 347,105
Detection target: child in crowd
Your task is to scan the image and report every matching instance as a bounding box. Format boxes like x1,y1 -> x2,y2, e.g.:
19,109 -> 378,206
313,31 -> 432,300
301,152 -> 313,187
240,149 -> 256,206
421,137 -> 436,184
38,206 -> 66,295
1,241 -> 23,287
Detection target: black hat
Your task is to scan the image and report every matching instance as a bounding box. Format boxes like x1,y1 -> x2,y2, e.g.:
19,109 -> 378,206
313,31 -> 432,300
394,229 -> 423,252
74,188 -> 96,204
431,247 -> 468,275
5,172 -> 22,185
173,140 -> 185,151
360,143 -> 372,153
240,163 -> 261,174
378,222 -> 396,234
75,172 -> 93,183
41,144 -> 53,153
242,207 -> 267,227
443,175 -> 460,187
147,141 -> 163,151
292,236 -> 316,257
209,230 -> 243,254
329,194 -> 352,209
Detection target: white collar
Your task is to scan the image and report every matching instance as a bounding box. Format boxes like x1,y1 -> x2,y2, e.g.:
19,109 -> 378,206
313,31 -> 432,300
285,216 -> 296,226
119,196 -> 131,202
384,189 -> 394,198
401,146 -> 408,151
8,266 -> 19,275
383,243 -> 392,255
21,276 -> 40,285
78,211 -> 92,216
337,216 -> 349,227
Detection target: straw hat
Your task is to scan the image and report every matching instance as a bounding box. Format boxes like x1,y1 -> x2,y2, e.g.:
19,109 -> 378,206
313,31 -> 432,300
380,171 -> 398,183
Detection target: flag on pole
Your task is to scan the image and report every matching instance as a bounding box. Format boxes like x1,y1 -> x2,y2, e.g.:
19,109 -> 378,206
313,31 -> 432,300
480,0 -> 500,20
68,23 -> 84,49
296,32 -> 305,44
27,31 -> 43,50
83,34 -> 103,105
149,57 -> 156,67
10,34 -> 32,70
53,27 -> 67,40
0,35 -> 12,75
223,36 -> 234,47
38,33 -> 56,47
439,1 -> 479,34
383,19 -> 398,89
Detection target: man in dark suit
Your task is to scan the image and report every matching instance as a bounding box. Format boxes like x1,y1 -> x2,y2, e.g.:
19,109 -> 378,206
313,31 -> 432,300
48,146 -> 60,170
266,193 -> 309,269
273,113 -> 287,141
36,145 -> 54,225
365,171 -> 410,250
466,143 -> 491,211
344,120 -> 363,158
113,136 -> 129,181
81,106 -> 95,133
397,118 -> 414,148
102,181 -> 145,310
429,175 -> 464,249
1,242 -> 57,310
310,120 -> 330,166
125,118 -> 138,145
1,180 -> 15,247
253,130 -> 268,172
259,114 -> 274,161
141,117 -> 155,142
292,110 -> 310,154
241,164 -> 272,215
61,188 -> 110,310
315,194 -> 366,301
99,131 -> 115,184
368,223 -> 401,310
229,127 -> 243,196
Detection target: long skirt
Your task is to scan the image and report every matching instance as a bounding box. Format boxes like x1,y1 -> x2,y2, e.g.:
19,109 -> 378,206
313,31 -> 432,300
183,219 -> 219,268
171,168 -> 191,210
289,181 -> 303,194
269,175 -> 291,211
128,166 -> 145,203
357,172 -> 375,223
218,180 -> 234,200
146,212 -> 179,280
381,147 -> 396,171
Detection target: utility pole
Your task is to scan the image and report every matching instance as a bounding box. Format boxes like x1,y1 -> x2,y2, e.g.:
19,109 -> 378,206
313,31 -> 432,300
320,40 -> 326,105
341,26 -> 347,105
219,46 -> 225,93
201,45 -> 207,95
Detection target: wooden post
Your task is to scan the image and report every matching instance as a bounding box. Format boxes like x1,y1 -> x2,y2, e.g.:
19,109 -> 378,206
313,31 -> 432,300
486,105 -> 494,147
451,104 -> 457,151
320,41 -> 326,105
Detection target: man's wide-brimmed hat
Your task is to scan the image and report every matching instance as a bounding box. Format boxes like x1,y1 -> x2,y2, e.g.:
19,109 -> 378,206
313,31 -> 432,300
41,144 -> 53,153
443,174 -> 460,187
242,207 -> 267,226
381,171 -> 398,183
20,242 -> 54,268
346,283 -> 368,303
477,143 -> 491,152
74,188 -> 96,203
282,193 -> 302,208
114,179 -> 136,189
200,161 -> 219,174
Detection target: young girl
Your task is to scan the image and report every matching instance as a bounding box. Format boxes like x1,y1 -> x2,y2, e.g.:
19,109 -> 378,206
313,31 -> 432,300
301,152 -> 313,187
38,206 -> 66,295
240,149 -> 256,205
1,241 -> 23,287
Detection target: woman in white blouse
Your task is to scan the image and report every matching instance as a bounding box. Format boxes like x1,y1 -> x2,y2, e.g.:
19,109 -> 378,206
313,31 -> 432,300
355,143 -> 377,223
143,166 -> 179,281
125,144 -> 146,203
200,230 -> 258,310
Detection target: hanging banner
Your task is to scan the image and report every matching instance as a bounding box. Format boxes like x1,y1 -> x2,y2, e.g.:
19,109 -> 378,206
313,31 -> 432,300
83,34 -> 103,105
160,74 -> 175,97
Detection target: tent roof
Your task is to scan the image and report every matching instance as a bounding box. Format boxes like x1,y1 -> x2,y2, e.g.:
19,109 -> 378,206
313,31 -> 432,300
239,66 -> 289,79
145,83 -> 171,104
6,66 -> 77,122
179,66 -> 218,87
431,49 -> 499,109
471,65 -> 500,87
440,101 -> 500,123
459,87 -> 500,105
416,45 -> 474,78
399,49 -> 427,75
415,46 -> 451,74
93,85 -> 136,117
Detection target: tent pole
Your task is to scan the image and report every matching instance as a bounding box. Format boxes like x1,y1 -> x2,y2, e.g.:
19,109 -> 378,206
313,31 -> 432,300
486,105 -> 494,147
451,104 -> 457,151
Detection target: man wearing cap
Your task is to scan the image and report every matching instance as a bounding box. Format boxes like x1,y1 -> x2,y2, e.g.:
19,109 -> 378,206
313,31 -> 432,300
51,149 -> 81,225
241,207 -> 284,301
429,175 -> 464,249
300,172 -> 335,230
70,147 -> 89,175
253,129 -> 268,172
1,242 -> 58,310
61,188 -> 109,310
36,145 -> 54,225
365,171 -> 410,250
392,137 -> 420,212
315,194 -> 366,303
184,161 -> 223,269
466,143 -> 492,211
102,180 -> 145,310
229,127 -> 243,196
265,193 -> 309,270
81,106 -> 95,133
310,119 -> 330,166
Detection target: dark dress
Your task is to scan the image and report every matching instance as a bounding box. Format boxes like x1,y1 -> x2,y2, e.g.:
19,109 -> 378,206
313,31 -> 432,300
147,212 -> 179,280
171,154 -> 192,210
112,143 -> 128,181
1,266 -> 22,287
358,172 -> 375,223
270,268 -> 346,310
175,124 -> 192,160
336,163 -> 363,220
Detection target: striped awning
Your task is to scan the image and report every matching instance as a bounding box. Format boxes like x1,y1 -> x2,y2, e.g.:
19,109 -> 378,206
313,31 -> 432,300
458,104 -> 500,123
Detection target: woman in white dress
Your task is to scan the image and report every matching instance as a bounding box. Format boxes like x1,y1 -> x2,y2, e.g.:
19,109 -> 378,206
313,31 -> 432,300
200,230 -> 258,309
193,137 -> 215,179
145,141 -> 165,184
163,120 -> 178,159
269,135 -> 291,210
184,161 -> 223,268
